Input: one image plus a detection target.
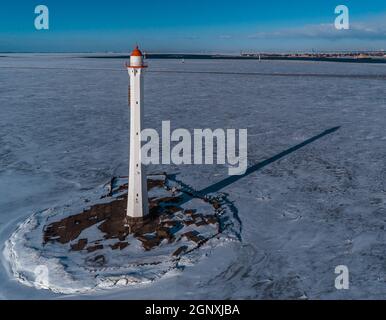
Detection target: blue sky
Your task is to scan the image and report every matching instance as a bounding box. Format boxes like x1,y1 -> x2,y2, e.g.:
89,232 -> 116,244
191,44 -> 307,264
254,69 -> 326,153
1,0 -> 386,52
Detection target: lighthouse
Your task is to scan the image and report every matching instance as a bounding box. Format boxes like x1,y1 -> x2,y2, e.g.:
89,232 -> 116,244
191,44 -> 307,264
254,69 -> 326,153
126,46 -> 149,219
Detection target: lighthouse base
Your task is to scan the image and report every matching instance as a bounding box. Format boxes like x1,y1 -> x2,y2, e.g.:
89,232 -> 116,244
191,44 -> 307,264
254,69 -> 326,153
4,174 -> 241,294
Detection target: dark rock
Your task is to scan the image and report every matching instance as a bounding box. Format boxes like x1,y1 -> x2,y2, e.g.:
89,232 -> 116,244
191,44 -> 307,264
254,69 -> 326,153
87,244 -> 104,253
164,205 -> 182,213
110,242 -> 129,250
70,238 -> 88,251
147,179 -> 165,190
185,219 -> 195,226
156,226 -> 172,239
183,231 -> 204,243
43,176 -> 222,254
138,236 -> 161,251
172,245 -> 188,257
184,209 -> 196,216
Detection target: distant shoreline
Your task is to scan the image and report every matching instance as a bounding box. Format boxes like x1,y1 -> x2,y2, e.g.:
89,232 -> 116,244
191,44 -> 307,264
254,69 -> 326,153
2,53 -> 386,64
84,53 -> 386,64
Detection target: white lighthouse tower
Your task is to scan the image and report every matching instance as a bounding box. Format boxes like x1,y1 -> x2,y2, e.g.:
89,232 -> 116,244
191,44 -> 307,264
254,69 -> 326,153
126,46 -> 149,219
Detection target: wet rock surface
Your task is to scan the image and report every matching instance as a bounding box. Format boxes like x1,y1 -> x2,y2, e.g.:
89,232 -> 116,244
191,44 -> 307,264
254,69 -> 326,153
43,175 -> 220,260
44,174 -> 224,263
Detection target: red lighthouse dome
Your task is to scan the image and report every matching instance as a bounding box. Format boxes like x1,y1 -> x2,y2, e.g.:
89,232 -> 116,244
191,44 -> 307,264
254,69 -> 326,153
131,46 -> 143,57
126,45 -> 147,69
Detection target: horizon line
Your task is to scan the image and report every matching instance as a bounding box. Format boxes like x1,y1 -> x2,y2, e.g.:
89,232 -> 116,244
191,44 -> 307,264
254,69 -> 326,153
1,49 -> 386,55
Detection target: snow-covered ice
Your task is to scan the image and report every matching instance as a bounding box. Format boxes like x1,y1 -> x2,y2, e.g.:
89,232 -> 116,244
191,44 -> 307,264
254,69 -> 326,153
1,54 -> 386,299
